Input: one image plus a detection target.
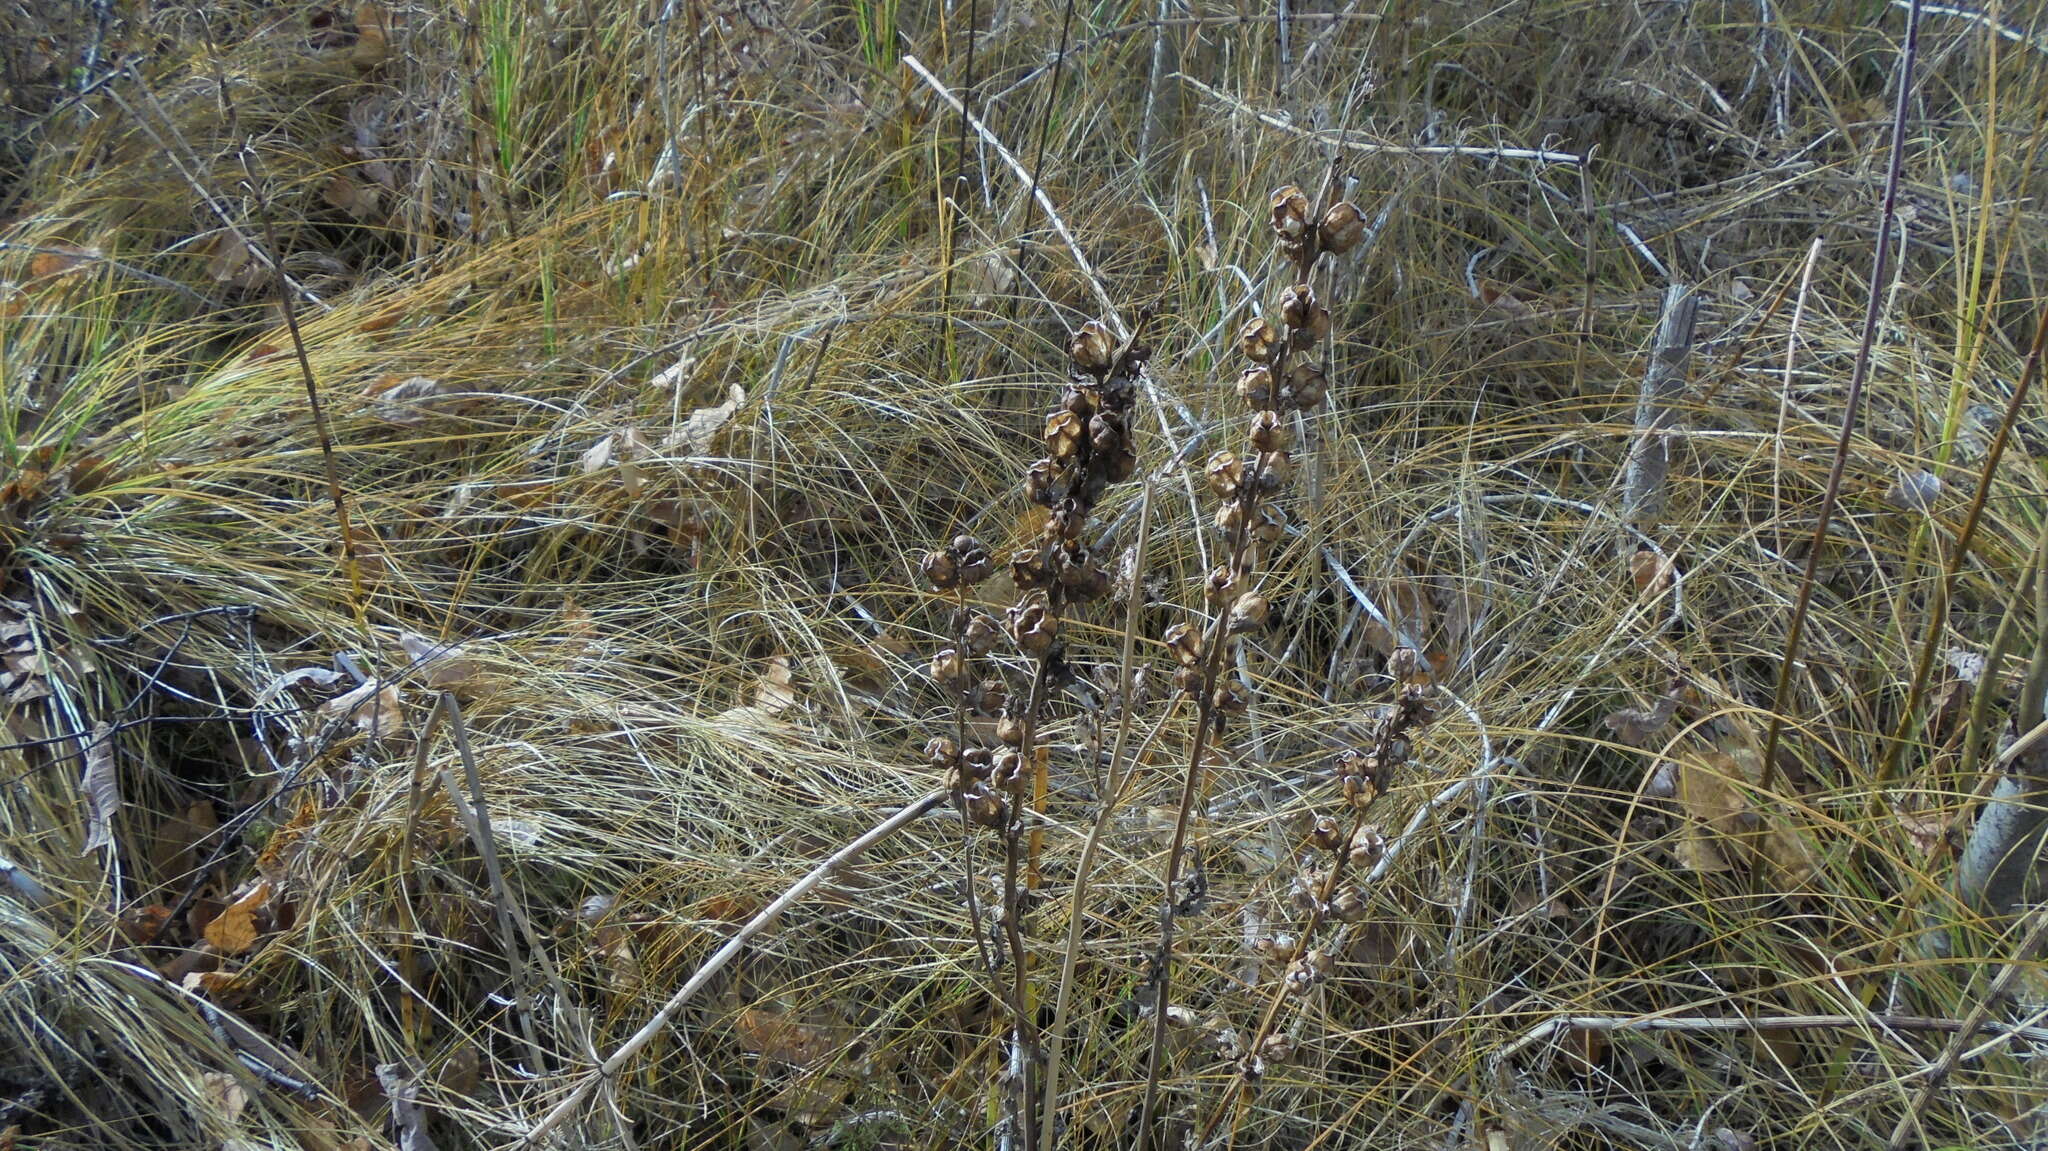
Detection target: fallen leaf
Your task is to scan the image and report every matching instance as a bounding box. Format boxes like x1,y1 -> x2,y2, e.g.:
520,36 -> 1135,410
79,723 -> 119,855
377,1061 -> 439,1151
735,1007 -> 830,1067
350,3 -> 391,70
323,679 -> 404,742
204,880 -> 272,956
752,656 -> 796,714
396,632 -> 474,690
29,242 -> 96,280
202,1071 -> 249,1122
667,384 -> 745,455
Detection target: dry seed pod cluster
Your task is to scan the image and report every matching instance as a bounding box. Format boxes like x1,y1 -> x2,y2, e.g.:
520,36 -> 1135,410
1185,185 -> 1364,724
921,316 -> 1151,826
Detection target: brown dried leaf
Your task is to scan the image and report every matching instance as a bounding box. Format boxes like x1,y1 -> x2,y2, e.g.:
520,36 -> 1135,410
202,1071 -> 249,1123
323,679 -> 404,742
735,1007 -> 830,1067
204,879 -> 272,956
752,656 -> 797,714
397,632 -> 474,690
79,723 -> 119,855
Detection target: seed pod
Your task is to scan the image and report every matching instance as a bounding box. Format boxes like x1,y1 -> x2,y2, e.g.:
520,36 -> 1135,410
1254,450 -> 1292,492
1215,499 -> 1248,538
1171,665 -> 1202,693
1282,363 -> 1328,411
1089,411 -> 1124,455
1024,458 -> 1060,507
1310,815 -> 1343,853
1237,318 -> 1280,364
1011,547 -> 1052,590
926,737 -> 961,772
961,745 -> 993,779
1228,593 -> 1269,633
1064,386 -> 1097,419
963,613 -> 999,657
1250,504 -> 1286,547
991,749 -> 1025,786
1318,199 -> 1367,254
1279,283 -> 1317,331
1069,319 -> 1116,376
1248,410 -> 1289,452
1237,365 -> 1276,409
952,535 -> 993,584
1204,564 -> 1237,605
1270,185 -> 1311,242
1206,451 -> 1243,499
928,648 -> 969,689
995,711 -> 1026,746
1007,593 -> 1058,656
1329,885 -> 1368,922
1164,621 -> 1203,667
965,785 -> 1007,827
1387,646 -> 1422,684
972,678 -> 1008,715
1045,411 -> 1085,462
921,547 -> 959,590
1346,824 -> 1387,868
1211,683 -> 1246,714
1056,545 -> 1097,590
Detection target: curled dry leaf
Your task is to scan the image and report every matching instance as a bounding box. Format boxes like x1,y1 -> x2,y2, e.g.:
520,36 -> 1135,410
79,723 -> 119,855
667,384 -> 746,455
377,1061 -> 439,1151
323,679 -> 404,742
204,879 -> 272,956
201,1071 -> 249,1123
397,632 -> 474,690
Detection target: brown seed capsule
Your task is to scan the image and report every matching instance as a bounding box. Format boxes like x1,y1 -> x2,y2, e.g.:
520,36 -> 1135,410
929,648 -> 970,689
926,737 -> 961,772
1279,283 -> 1317,331
1171,665 -> 1202,693
1206,451 -> 1243,500
1205,564 -> 1239,605
1215,499 -> 1248,538
952,535 -> 992,584
1250,504 -> 1286,547
1346,824 -> 1387,868
1164,621 -> 1203,667
1254,450 -> 1292,492
991,749 -> 1025,786
1024,458 -> 1060,507
1248,410 -> 1289,452
1237,365 -> 1275,409
1089,411 -> 1123,455
1011,547 -> 1052,590
1211,683 -> 1246,714
1228,593 -> 1269,633
995,711 -> 1026,746
1007,593 -> 1058,656
921,547 -> 960,590
1270,185 -> 1311,242
973,678 -> 1008,715
966,785 -> 1007,827
1281,363 -> 1328,411
1387,646 -> 1422,684
1237,318 -> 1280,364
961,745 -> 993,779
1329,886 -> 1368,922
1045,411 -> 1085,461
964,614 -> 999,657
1069,319 -> 1116,375
1105,443 -> 1138,483
1318,199 -> 1367,254
1310,815 -> 1343,853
